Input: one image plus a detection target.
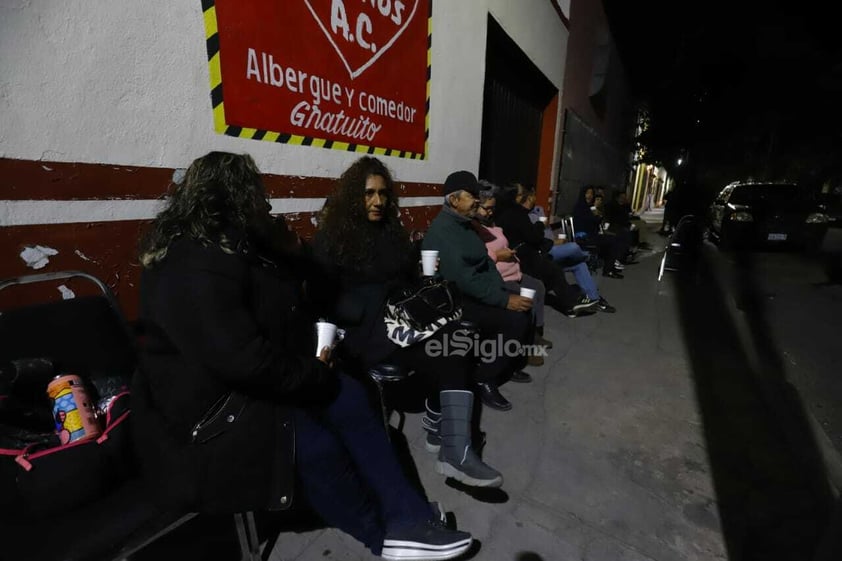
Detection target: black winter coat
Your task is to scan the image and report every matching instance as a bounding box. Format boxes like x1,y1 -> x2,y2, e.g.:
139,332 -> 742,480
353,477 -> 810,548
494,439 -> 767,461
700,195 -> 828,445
133,236 -> 333,514
494,203 -> 553,277
310,227 -> 417,368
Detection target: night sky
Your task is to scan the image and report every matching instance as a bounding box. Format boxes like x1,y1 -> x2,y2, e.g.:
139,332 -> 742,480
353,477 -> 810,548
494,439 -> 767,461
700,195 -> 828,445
603,1 -> 842,197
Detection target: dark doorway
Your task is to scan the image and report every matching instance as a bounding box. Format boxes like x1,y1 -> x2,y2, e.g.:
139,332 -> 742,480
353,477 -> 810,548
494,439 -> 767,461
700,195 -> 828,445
479,16 -> 557,188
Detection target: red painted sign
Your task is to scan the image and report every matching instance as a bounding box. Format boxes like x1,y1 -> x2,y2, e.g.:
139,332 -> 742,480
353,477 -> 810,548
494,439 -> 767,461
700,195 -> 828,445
207,0 -> 430,157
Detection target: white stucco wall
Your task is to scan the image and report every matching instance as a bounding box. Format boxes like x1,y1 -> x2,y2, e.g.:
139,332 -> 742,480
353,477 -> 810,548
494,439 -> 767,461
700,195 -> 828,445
0,0 -> 567,183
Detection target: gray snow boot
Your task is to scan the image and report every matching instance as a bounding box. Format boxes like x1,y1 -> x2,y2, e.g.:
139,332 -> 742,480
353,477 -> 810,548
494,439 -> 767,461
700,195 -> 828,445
436,390 -> 503,488
422,399 -> 442,453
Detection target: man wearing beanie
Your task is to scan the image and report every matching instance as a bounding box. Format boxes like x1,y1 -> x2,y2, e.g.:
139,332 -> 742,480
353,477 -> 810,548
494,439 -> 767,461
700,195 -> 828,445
422,170 -> 534,412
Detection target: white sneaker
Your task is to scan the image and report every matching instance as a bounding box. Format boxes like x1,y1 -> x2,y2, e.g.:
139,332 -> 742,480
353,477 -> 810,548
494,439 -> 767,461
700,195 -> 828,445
613,260 -> 625,270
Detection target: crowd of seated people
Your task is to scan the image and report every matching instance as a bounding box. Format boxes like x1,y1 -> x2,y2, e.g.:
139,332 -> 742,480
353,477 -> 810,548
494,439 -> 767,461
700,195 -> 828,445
131,152 -> 643,560
496,182 -> 616,314
134,152 -> 473,561
572,185 -> 638,279
310,156 -> 503,489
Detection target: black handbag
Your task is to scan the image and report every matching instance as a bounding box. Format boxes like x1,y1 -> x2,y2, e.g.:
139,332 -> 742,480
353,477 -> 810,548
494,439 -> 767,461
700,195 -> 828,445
384,278 -> 462,347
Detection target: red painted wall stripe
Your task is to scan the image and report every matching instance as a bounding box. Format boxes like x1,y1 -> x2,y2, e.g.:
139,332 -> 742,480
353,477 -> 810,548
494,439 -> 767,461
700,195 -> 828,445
1,205 -> 441,321
0,158 -> 443,201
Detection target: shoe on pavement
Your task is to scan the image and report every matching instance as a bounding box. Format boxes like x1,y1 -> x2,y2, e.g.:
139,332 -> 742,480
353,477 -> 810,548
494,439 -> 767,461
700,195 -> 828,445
613,260 -> 625,270
603,270 -> 624,279
476,382 -> 512,411
382,518 -> 472,561
509,370 -> 533,383
572,295 -> 599,313
596,297 -> 616,313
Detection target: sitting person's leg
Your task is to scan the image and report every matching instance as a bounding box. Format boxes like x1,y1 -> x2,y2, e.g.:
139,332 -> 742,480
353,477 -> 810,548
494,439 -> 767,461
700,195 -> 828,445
390,326 -> 503,488
299,373 -> 472,559
294,406 -> 387,554
564,262 -> 598,301
504,275 -> 550,350
520,274 -> 552,347
523,257 -> 598,315
548,241 -> 588,265
460,298 -> 531,411
563,262 -> 616,313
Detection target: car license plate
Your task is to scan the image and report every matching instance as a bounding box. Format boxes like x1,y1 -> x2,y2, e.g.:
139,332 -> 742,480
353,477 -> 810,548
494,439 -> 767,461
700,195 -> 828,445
767,233 -> 787,241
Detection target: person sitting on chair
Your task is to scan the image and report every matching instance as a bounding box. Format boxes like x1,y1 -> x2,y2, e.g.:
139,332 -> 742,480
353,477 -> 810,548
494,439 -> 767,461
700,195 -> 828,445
422,170 -> 534,412
474,181 -> 554,350
134,151 -> 473,561
498,183 -> 615,314
311,156 -> 502,488
572,186 -> 630,279
494,183 -> 603,315
604,191 -> 641,257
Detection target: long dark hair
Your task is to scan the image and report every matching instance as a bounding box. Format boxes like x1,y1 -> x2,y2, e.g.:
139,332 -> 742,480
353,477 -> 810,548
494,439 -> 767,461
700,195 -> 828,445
317,156 -> 410,271
139,151 -> 271,267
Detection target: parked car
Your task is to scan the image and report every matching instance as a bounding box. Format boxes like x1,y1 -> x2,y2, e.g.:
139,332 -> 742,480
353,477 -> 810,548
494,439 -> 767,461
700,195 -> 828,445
707,181 -> 830,250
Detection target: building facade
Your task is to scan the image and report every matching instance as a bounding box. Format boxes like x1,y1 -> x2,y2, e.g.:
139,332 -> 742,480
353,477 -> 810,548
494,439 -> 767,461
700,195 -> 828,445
1,1 -> 571,317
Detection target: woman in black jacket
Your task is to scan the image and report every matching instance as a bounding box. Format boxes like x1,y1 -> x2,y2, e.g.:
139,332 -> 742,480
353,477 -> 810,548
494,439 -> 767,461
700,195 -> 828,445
312,156 -> 502,488
494,184 -> 598,316
134,151 -> 471,560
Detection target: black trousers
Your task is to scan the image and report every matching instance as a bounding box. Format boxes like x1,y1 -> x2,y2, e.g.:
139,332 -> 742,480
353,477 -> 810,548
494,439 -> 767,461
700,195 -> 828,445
584,232 -> 631,273
294,373 -> 431,555
459,298 -> 532,384
519,254 -> 583,309
384,322 -> 472,410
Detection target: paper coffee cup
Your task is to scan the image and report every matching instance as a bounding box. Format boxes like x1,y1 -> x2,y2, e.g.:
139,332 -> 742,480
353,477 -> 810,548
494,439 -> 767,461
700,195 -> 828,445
538,216 -> 548,224
420,250 -> 439,276
558,233 -> 567,240
520,287 -> 536,300
315,321 -> 337,357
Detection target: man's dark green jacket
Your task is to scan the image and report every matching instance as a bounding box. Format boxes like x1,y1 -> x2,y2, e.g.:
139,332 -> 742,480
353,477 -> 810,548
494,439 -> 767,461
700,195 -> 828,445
422,206 -> 509,308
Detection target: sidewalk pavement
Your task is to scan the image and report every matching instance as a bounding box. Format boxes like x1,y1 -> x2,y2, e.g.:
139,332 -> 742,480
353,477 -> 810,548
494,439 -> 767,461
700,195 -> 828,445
268,224 -> 729,561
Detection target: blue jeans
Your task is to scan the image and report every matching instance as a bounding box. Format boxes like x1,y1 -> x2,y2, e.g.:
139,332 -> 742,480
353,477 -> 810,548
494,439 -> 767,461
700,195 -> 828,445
549,243 -> 599,300
294,373 -> 431,554
548,241 -> 589,264
566,262 -> 599,300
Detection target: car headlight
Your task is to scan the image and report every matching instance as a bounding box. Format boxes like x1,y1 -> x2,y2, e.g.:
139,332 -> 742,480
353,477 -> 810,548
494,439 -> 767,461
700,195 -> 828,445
806,213 -> 829,224
729,211 -> 754,222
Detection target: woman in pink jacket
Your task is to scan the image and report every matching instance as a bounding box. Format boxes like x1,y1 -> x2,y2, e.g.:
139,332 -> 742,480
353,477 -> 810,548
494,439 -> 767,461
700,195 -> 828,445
475,181 -> 552,355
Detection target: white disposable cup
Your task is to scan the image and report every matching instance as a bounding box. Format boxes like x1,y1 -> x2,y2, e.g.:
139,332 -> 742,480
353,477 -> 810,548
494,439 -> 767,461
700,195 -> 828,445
538,216 -> 548,224
420,250 -> 439,276
520,287 -> 537,300
558,233 -> 567,241
315,321 -> 337,357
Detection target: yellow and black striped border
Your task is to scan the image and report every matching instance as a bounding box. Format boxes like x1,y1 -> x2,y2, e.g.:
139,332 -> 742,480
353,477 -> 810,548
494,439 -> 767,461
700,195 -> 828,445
201,0 -> 431,160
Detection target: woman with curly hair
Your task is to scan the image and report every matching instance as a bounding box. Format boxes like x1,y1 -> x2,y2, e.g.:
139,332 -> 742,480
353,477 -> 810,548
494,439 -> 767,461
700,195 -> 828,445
313,156 -> 503,489
135,151 -> 472,560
